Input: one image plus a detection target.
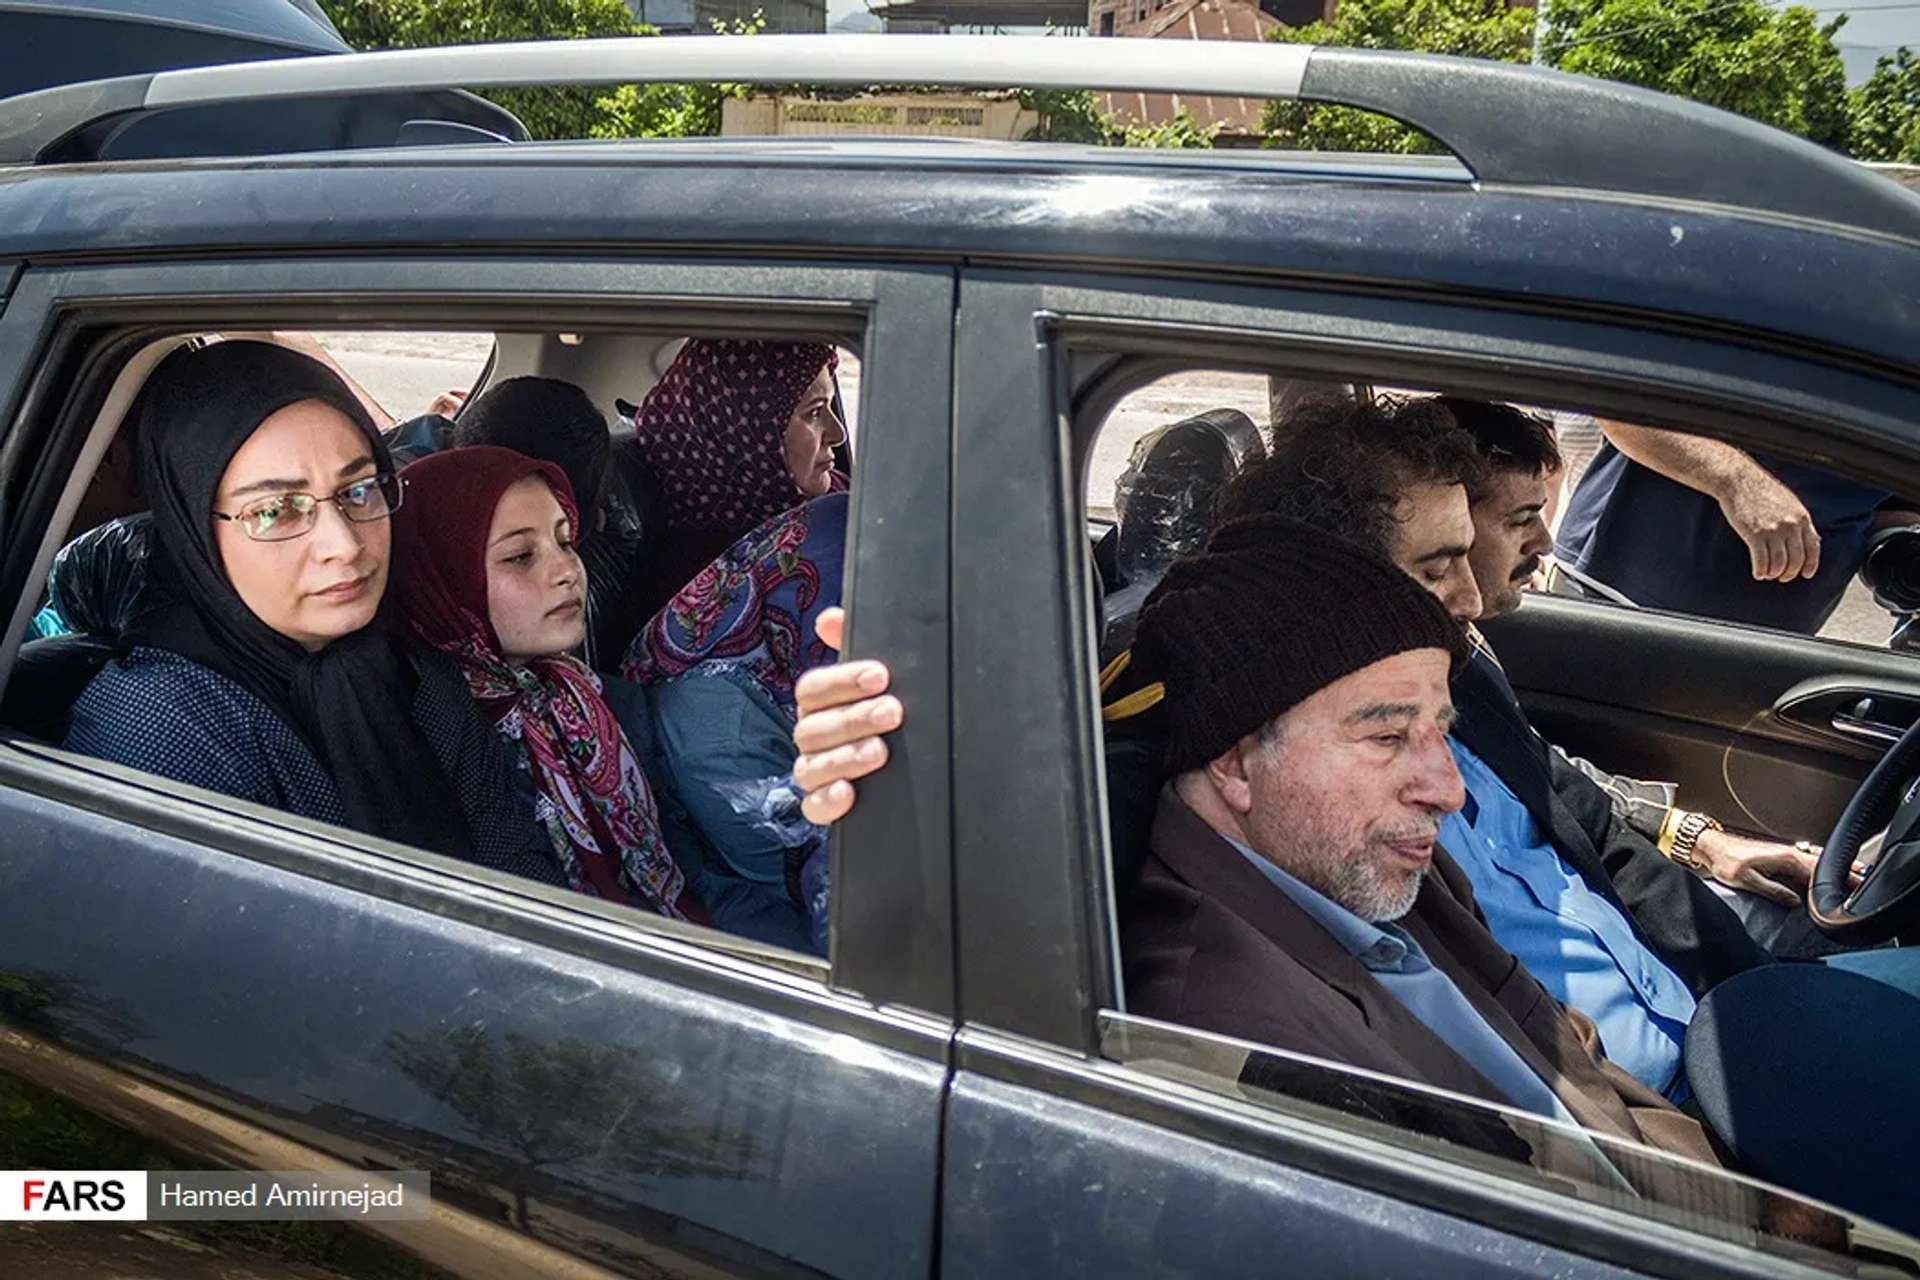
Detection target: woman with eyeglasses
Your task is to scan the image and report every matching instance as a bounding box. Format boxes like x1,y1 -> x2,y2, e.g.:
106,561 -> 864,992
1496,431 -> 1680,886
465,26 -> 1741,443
64,340 -> 570,886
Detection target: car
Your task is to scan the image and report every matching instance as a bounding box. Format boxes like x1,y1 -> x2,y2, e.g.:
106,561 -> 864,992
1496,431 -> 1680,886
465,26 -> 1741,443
0,32 -> 1918,1280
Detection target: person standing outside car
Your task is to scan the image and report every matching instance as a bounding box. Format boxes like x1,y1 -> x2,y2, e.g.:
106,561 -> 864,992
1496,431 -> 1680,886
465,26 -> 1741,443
1552,419 -> 1920,634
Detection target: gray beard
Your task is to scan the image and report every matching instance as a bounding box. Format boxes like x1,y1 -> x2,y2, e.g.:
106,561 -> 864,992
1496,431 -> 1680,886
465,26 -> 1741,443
1323,855 -> 1426,924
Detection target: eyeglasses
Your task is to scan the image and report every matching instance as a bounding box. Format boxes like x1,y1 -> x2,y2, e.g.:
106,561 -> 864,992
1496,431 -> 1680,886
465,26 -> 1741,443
212,474 -> 403,543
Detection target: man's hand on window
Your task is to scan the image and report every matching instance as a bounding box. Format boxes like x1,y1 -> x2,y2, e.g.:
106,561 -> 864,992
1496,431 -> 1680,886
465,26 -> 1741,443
793,607 -> 902,826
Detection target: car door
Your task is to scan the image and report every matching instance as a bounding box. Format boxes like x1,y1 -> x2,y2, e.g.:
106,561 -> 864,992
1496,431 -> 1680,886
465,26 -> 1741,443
1482,581 -> 1920,849
0,252 -> 956,1278
937,264 -> 1920,1278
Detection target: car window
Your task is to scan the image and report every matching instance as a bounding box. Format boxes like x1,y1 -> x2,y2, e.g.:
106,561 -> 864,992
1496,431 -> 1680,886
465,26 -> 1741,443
1545,412 -> 1919,651
6,323 -> 859,978
309,330 -> 495,428
1079,358 -> 1920,1264
1098,1012 -> 1875,1262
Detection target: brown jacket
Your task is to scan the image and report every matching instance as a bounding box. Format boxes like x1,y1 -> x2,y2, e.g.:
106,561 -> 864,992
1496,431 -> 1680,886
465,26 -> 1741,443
1122,789 -> 1719,1165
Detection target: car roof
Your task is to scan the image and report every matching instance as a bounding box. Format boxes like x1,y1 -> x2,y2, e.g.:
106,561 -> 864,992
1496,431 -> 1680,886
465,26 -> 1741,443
5,136 -> 1916,377
3,36 -> 1919,374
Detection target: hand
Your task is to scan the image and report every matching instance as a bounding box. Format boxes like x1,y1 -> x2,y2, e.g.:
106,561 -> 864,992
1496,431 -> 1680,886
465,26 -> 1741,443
426,388 -> 468,418
792,608 -> 902,826
1693,829 -> 1863,907
1713,471 -> 1820,582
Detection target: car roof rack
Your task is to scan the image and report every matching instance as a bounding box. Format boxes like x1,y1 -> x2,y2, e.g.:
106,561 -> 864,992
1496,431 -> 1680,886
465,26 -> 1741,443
2,33 -> 1916,241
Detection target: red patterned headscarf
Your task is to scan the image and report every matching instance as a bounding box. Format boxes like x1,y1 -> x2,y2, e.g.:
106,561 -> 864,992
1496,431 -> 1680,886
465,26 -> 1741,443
632,339 -> 841,535
390,447 -> 697,921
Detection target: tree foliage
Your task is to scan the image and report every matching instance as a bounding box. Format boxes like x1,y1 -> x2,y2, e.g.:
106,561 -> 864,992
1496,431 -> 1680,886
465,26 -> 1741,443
1260,0 -> 1534,152
320,0 -> 647,140
1851,47 -> 1920,164
1539,0 -> 1852,149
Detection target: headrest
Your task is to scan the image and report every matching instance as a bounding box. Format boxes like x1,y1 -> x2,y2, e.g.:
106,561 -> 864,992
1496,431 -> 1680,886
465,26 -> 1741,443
1113,409 -> 1266,582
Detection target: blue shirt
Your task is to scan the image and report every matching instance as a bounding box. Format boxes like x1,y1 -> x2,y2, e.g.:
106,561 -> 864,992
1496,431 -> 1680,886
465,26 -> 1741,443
1226,838 -> 1574,1123
1440,741 -> 1695,1098
1556,443 -> 1890,634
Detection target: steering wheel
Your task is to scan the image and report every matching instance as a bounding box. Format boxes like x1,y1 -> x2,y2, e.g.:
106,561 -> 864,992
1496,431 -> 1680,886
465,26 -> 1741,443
1813,714 -> 1920,944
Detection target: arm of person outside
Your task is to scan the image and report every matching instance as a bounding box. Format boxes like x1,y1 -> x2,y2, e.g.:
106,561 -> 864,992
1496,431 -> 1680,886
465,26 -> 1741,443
1597,419 -> 1819,584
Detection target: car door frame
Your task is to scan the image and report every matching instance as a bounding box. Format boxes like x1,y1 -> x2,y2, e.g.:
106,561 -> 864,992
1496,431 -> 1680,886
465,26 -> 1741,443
943,262 -> 1920,1279
0,252 -> 958,1278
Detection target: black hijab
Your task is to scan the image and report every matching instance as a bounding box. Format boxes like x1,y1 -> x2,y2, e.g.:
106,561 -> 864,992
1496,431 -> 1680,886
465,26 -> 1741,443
122,340 -> 477,858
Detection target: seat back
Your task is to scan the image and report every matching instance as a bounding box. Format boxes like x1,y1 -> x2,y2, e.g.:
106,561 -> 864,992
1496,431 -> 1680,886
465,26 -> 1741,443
3,515 -> 153,742
1101,409 -> 1265,659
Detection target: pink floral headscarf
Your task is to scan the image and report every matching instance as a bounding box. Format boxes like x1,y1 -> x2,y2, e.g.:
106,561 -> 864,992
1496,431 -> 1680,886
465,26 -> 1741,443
632,339 -> 842,535
391,447 -> 699,922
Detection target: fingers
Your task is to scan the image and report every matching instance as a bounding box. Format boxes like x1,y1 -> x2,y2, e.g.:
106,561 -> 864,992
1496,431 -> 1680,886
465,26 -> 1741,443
427,388 -> 468,418
1745,527 -> 1775,580
794,734 -> 889,794
1778,519 -> 1819,582
1739,871 -> 1803,908
814,606 -> 845,651
800,779 -> 856,826
1799,521 -> 1821,580
795,658 -> 890,718
1757,527 -> 1798,581
793,696 -> 903,761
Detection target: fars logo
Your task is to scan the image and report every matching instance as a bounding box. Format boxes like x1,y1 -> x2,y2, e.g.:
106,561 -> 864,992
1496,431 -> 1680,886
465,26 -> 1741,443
0,1171 -> 147,1220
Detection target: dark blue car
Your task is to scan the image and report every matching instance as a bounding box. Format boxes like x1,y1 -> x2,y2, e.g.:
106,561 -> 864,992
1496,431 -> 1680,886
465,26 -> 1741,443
0,34 -> 1917,1278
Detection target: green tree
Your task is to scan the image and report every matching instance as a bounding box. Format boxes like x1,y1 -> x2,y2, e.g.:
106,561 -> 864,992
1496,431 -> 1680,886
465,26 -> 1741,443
592,14 -> 766,138
1539,0 -> 1852,149
1120,107 -> 1221,148
1261,0 -> 1535,153
320,0 -> 646,140
1851,46 -> 1920,163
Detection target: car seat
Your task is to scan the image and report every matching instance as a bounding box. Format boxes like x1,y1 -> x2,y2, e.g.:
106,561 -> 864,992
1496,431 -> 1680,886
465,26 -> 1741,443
582,423 -> 672,671
1098,409 -> 1266,662
3,514 -> 152,742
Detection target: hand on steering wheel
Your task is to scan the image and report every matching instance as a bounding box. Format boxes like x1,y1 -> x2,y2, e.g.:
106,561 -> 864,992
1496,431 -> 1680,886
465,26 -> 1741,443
1813,716 -> 1920,944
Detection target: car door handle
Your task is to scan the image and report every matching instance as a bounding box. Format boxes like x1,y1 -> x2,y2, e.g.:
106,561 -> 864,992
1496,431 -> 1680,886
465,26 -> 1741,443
1831,698 -> 1909,745
1774,677 -> 1920,749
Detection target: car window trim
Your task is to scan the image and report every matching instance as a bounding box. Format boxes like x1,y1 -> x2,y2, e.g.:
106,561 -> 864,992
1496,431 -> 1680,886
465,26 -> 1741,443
0,256 -> 957,1025
955,1025 -> 1867,1280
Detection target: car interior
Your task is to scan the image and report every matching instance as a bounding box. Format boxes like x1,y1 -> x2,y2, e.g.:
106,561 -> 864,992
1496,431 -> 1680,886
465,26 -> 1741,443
1073,358 -> 1920,1247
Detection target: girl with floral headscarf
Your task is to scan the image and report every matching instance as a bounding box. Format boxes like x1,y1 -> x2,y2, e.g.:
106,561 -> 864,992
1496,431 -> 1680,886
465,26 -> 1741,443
629,338 -> 845,624
390,447 -> 709,924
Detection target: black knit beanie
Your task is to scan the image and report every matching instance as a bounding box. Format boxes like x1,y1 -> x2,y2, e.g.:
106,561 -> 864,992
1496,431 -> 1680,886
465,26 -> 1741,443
1132,514 -> 1465,774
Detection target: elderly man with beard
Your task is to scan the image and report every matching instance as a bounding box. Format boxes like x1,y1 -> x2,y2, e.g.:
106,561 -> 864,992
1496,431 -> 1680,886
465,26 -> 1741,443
1119,513 -> 1719,1159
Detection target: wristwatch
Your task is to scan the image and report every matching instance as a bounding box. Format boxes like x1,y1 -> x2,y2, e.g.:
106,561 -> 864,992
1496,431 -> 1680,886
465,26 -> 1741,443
1666,810 -> 1723,876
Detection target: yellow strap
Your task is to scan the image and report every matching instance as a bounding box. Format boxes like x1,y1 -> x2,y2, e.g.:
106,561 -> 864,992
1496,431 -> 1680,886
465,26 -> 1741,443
1103,682 -> 1164,722
1655,805 -> 1686,856
1098,647 -> 1164,721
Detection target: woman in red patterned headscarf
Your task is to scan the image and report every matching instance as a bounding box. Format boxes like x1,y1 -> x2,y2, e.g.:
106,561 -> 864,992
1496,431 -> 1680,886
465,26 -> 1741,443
389,446 -> 703,923
629,338 -> 845,622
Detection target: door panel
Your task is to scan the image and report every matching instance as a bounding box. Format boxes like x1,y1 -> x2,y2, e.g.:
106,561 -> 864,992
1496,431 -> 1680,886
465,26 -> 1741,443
943,1072 -> 1651,1280
1479,594 -> 1920,843
0,754 -> 946,1278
